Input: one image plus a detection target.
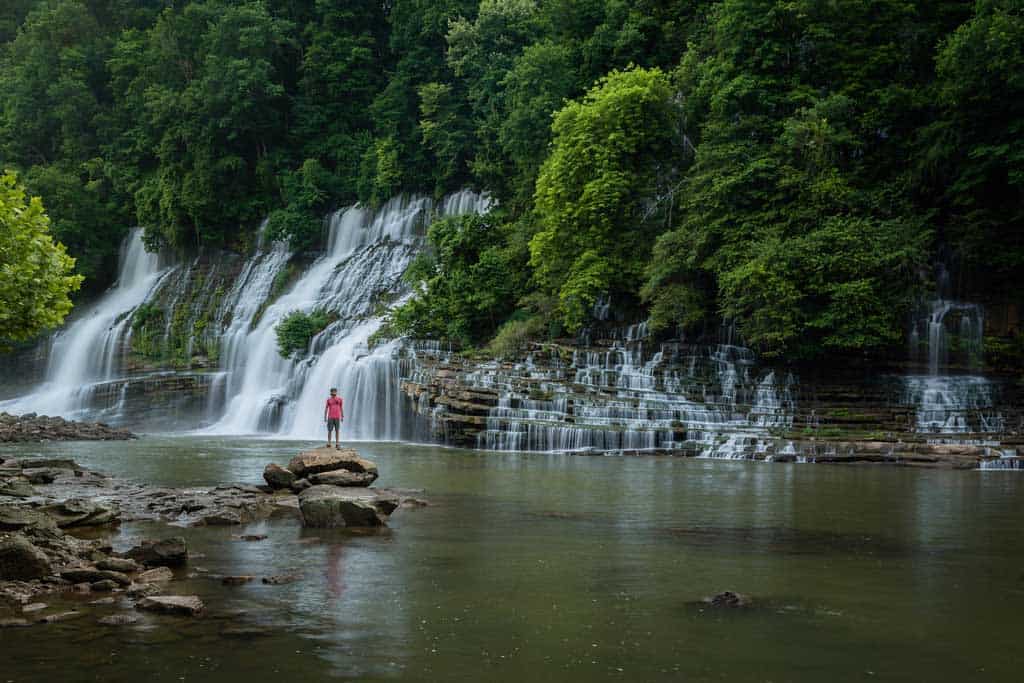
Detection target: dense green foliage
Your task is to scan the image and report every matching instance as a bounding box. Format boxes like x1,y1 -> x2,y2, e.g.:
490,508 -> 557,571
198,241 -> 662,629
275,308 -> 334,359
0,171 -> 83,344
1,0 -> 1021,359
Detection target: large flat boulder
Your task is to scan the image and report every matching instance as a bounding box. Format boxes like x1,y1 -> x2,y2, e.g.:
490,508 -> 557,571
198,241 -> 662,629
40,499 -> 120,528
287,447 -> 378,479
298,485 -> 398,528
0,534 -> 51,581
136,595 -> 205,617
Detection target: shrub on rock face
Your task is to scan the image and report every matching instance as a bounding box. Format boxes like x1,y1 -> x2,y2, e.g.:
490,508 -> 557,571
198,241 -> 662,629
274,309 -> 336,359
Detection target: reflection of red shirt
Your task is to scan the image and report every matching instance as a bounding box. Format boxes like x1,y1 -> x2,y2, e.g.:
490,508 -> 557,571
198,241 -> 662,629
326,396 -> 344,419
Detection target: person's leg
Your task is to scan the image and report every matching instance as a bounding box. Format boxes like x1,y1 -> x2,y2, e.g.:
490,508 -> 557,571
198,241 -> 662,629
326,420 -> 332,447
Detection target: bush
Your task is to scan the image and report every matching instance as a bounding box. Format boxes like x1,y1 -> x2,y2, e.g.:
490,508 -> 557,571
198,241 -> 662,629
275,309 -> 335,358
485,315 -> 545,359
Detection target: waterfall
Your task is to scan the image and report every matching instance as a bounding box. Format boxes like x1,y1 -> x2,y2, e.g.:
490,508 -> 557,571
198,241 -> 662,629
904,292 -> 1001,435
0,229 -> 170,419
205,190 -> 492,438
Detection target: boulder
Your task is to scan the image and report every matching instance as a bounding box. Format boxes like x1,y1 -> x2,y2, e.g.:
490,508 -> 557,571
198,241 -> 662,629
59,568 -> 131,586
221,575 -> 254,586
263,463 -> 296,490
90,579 -> 119,592
309,470 -> 377,487
0,534 -> 52,580
290,478 -> 312,493
287,447 -> 378,479
136,566 -> 174,583
125,537 -> 188,567
262,574 -> 300,585
126,583 -> 161,598
704,591 -> 753,609
0,477 -> 34,498
0,618 -> 30,628
298,485 -> 399,528
96,557 -> 141,573
37,611 -> 83,624
136,595 -> 205,617
0,508 -> 56,531
40,499 -> 120,528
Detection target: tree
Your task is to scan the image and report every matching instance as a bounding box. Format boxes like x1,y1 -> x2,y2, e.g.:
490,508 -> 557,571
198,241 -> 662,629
531,66 -> 682,332
0,171 -> 83,344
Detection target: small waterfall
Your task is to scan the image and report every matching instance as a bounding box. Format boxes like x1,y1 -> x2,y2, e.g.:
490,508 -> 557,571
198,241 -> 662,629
1,229 -> 170,419
453,325 -> 795,458
206,190 -> 492,438
904,289 -> 1001,435
979,455 -> 1023,470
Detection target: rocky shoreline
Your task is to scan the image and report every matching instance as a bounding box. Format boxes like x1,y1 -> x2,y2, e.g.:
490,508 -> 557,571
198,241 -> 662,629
0,446 -> 425,626
0,412 -> 135,443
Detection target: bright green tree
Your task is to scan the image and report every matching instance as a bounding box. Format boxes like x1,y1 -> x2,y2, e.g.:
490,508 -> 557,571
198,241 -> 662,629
531,66 -> 681,332
0,171 -> 83,344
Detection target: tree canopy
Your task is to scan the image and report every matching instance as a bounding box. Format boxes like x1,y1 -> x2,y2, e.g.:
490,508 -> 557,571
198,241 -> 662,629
0,171 -> 82,344
0,0 -> 1020,360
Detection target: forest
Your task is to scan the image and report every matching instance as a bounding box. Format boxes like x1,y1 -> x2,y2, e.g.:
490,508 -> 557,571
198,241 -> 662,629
0,0 -> 1021,360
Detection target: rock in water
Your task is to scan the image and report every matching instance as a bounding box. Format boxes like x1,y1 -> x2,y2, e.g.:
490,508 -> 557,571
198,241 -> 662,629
97,557 -> 141,573
263,463 -> 296,489
98,614 -> 140,626
287,447 -> 378,479
0,534 -> 52,580
40,499 -> 120,528
136,595 -> 205,617
308,470 -> 377,487
298,485 -> 399,528
705,591 -> 752,608
135,566 -> 174,583
125,537 -> 188,567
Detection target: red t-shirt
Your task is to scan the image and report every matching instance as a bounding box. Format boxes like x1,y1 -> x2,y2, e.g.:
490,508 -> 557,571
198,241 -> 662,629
326,396 -> 344,419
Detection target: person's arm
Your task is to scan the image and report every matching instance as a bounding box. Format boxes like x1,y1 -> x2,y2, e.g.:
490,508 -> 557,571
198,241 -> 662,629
324,399 -> 329,421
340,398 -> 344,421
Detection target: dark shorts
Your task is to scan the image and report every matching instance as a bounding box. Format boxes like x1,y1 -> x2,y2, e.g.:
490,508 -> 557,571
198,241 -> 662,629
327,418 -> 340,431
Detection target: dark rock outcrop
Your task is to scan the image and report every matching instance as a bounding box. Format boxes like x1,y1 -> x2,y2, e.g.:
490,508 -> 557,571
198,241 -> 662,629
136,595 -> 205,616
0,412 -> 134,443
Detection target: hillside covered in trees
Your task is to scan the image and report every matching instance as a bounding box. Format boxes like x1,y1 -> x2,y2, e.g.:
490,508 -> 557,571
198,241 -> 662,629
1,0 -> 1021,361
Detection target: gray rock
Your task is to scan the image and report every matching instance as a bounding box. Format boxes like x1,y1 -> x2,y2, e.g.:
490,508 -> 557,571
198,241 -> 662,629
309,470 -> 377,487
125,537 -> 188,567
135,566 -> 174,583
96,557 -> 141,573
0,477 -> 34,498
60,568 -> 131,586
704,591 -> 753,609
126,583 -> 161,598
0,534 -> 52,580
40,499 -> 120,528
98,614 -> 140,626
263,463 -> 296,489
89,597 -> 116,606
287,447 -> 378,479
22,602 -> 48,613
298,485 -> 399,528
91,579 -> 119,592
136,595 -> 205,617
0,618 -> 30,628
290,478 -> 312,493
0,508 -> 56,531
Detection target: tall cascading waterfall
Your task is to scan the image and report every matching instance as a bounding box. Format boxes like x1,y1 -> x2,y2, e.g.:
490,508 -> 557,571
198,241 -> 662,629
422,320 -> 797,458
0,229 -> 171,419
904,293 -> 1002,435
206,190 -> 492,438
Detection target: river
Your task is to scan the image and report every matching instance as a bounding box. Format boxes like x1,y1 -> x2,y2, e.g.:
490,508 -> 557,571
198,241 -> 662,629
1,436 -> 1022,681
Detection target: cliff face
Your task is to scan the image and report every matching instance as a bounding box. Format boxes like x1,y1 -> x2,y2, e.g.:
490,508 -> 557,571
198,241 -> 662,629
399,336 -> 1023,469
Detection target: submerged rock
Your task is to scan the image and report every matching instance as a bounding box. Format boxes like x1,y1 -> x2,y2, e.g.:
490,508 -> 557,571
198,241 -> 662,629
98,614 -> 140,626
704,591 -> 753,609
287,447 -> 378,479
135,566 -> 174,583
0,534 -> 52,581
221,575 -> 254,586
298,485 -> 398,528
262,574 -> 300,585
125,537 -> 188,567
136,595 -> 205,617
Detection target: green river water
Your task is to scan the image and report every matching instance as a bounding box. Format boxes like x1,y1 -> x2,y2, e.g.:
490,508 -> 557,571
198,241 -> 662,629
1,436 -> 1022,682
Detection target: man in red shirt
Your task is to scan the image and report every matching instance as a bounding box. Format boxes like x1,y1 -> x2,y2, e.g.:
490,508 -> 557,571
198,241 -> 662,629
324,387 -> 344,449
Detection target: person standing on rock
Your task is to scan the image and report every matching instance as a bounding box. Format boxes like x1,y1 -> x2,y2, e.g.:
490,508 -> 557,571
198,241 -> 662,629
324,388 -> 344,449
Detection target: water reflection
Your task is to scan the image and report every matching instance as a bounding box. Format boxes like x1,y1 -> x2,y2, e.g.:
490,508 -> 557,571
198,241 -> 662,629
1,437 -> 1022,681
